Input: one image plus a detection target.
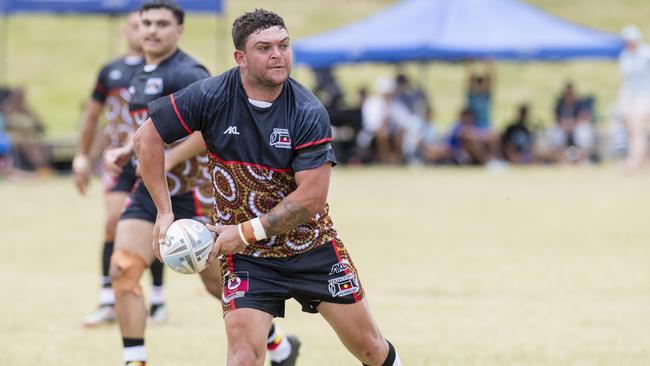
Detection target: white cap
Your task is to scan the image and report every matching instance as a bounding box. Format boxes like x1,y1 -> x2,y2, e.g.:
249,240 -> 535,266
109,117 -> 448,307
621,25 -> 641,43
374,78 -> 396,95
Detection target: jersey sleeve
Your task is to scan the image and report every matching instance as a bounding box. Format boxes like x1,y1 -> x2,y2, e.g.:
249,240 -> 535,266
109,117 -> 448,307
291,103 -> 337,172
91,65 -> 110,103
148,78 -> 207,144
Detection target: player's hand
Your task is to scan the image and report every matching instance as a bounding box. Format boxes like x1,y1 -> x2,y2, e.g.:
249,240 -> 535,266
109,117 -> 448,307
152,211 -> 174,262
205,224 -> 247,265
73,170 -> 91,195
104,146 -> 132,175
72,155 -> 91,195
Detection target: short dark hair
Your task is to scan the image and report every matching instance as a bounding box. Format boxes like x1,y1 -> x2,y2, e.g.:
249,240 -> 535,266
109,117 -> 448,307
141,0 -> 185,25
232,9 -> 287,50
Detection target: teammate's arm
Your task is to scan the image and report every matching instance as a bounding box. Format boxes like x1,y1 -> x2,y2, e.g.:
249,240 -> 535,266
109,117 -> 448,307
163,132 -> 205,172
133,118 -> 173,261
73,100 -> 104,195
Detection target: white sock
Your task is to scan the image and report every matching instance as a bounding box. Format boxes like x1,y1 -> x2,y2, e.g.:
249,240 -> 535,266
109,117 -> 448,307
150,286 -> 165,305
123,345 -> 147,363
267,326 -> 291,362
99,287 -> 115,306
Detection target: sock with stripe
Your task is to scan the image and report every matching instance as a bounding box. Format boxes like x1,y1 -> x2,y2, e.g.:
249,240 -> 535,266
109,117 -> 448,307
123,337 -> 147,365
267,323 -> 292,362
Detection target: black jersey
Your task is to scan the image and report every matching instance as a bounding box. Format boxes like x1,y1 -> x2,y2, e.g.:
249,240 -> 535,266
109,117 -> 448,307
91,55 -> 143,148
128,49 -> 210,196
149,67 -> 338,258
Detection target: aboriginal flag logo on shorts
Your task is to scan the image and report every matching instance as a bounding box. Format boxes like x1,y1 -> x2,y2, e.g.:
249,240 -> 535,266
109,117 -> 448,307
328,272 -> 360,297
223,272 -> 249,304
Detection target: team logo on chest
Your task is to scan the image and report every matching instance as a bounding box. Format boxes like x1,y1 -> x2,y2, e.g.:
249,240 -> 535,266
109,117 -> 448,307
144,77 -> 163,95
108,69 -> 122,80
270,128 -> 291,149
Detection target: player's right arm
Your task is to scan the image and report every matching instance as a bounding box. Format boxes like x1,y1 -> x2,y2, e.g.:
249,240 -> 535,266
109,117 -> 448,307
133,118 -> 173,261
73,99 -> 104,195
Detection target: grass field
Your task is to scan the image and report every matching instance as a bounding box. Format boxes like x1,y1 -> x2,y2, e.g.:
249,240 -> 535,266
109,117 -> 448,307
1,166 -> 649,365
4,0 -> 650,135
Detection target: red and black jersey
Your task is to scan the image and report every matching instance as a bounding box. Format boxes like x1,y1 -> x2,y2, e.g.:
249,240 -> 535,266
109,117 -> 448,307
91,55 -> 143,148
128,49 -> 211,196
149,67 -> 339,258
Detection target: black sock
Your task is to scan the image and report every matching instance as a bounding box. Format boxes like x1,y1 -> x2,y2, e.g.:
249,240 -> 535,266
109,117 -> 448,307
122,337 -> 144,348
267,323 -> 275,339
102,241 -> 114,287
150,259 -> 164,287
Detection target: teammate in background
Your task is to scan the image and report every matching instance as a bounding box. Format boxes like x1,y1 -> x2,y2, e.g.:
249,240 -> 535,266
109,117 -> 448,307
105,2 -> 299,365
72,10 -> 168,328
136,9 -> 401,366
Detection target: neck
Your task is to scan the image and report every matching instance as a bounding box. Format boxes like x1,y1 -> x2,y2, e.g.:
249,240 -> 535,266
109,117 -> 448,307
146,47 -> 177,66
240,72 -> 283,102
126,49 -> 143,58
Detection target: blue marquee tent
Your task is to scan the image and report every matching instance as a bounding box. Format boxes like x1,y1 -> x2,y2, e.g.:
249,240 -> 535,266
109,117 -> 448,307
293,0 -> 624,67
0,0 -> 222,14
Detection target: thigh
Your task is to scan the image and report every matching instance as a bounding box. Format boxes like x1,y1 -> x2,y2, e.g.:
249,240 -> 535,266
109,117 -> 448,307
114,218 -> 155,265
105,191 -> 128,221
224,308 -> 273,366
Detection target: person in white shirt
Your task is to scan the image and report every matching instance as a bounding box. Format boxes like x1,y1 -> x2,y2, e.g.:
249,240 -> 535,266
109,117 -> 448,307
617,25 -> 650,172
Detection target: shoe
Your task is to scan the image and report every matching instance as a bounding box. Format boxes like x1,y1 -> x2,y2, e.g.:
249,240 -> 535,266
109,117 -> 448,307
148,303 -> 167,324
125,362 -> 146,366
271,335 -> 301,366
83,305 -> 115,328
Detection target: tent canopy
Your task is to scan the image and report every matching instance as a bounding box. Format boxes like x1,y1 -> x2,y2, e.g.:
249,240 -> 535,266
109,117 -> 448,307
293,0 -> 624,67
0,0 -> 223,14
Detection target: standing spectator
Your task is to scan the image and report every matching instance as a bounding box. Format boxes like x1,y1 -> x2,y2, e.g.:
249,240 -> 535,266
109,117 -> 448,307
465,60 -> 494,129
394,73 -> 429,120
502,104 -> 534,164
617,25 -> 650,172
555,82 -> 580,126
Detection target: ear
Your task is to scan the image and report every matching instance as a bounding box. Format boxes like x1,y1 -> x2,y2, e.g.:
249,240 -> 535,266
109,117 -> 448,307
233,50 -> 246,69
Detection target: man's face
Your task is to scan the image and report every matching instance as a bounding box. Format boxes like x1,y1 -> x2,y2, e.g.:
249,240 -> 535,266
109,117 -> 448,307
140,8 -> 182,59
124,12 -> 143,53
236,26 -> 292,87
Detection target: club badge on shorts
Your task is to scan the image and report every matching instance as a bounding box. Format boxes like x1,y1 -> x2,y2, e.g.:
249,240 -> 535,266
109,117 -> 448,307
328,272 -> 360,297
222,271 -> 249,303
270,128 -> 291,149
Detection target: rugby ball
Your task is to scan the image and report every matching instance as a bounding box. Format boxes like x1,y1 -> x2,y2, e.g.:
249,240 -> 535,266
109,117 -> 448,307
160,219 -> 215,274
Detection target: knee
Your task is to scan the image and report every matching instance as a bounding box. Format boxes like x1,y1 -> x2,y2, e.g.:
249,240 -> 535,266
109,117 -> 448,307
226,321 -> 265,366
110,250 -> 146,298
359,336 -> 389,365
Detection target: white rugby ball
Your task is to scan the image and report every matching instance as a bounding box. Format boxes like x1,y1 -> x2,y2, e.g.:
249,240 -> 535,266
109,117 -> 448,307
160,219 -> 215,274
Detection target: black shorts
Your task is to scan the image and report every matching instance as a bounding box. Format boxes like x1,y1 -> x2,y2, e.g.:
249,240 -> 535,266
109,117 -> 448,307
219,240 -> 365,317
120,183 -> 201,223
103,161 -> 137,193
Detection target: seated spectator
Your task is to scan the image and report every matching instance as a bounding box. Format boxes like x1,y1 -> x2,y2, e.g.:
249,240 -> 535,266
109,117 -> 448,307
416,106 -> 452,164
465,60 -> 494,129
358,78 -> 412,164
0,113 -> 12,178
395,73 -> 430,120
447,107 -> 501,165
0,88 -> 52,175
501,104 -> 534,164
555,82 -> 580,127
543,102 -> 596,164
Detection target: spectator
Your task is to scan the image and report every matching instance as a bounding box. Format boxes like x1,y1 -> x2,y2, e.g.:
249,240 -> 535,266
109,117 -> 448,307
555,82 -> 580,128
358,77 -> 411,164
0,112 -> 11,177
416,106 -> 452,164
617,25 -> 650,172
544,102 -> 596,164
466,60 -> 494,129
395,73 -> 430,120
0,88 -> 52,176
502,104 -> 534,164
447,107 -> 501,165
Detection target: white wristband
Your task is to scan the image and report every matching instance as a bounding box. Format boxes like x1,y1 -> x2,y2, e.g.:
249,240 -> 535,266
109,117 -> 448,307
237,224 -> 250,245
251,217 -> 267,241
72,154 -> 90,172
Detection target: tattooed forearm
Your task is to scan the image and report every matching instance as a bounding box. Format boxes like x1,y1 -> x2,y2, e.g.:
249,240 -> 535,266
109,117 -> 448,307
263,199 -> 312,237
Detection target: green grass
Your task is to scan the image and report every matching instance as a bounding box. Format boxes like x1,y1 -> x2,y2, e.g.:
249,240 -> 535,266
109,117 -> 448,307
1,166 -> 649,365
4,0 -> 650,136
